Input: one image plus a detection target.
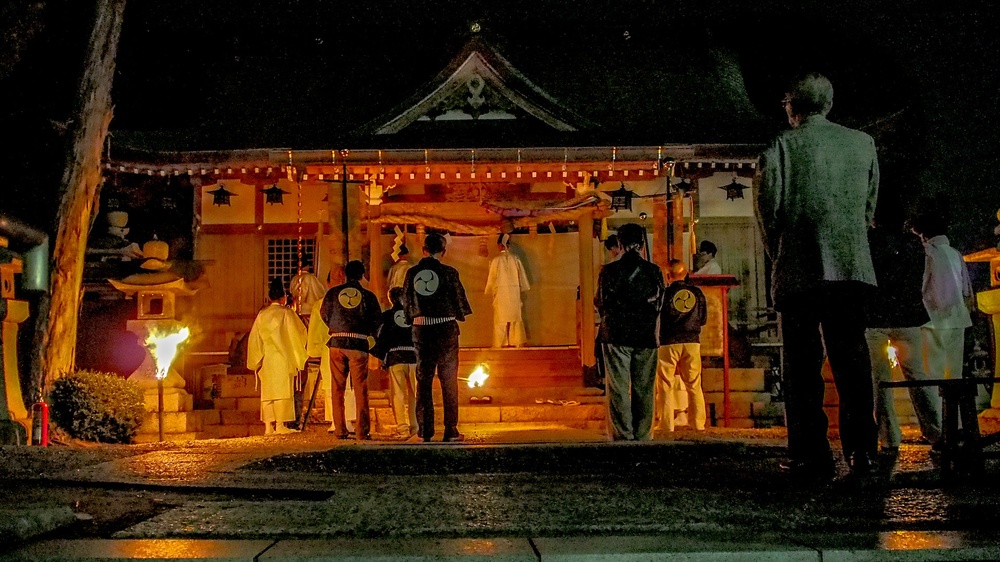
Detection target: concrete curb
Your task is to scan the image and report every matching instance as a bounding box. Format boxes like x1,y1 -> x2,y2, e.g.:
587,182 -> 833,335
0,506 -> 77,544
5,533 -> 1000,561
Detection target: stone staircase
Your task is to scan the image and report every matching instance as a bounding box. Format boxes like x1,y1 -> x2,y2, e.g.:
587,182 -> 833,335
136,347 -> 783,442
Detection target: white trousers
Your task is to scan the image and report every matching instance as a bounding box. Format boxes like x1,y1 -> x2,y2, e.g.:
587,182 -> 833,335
493,320 -> 526,347
655,343 -> 706,431
866,327 -> 942,448
922,327 -> 966,380
388,363 -> 419,434
261,398 -> 294,423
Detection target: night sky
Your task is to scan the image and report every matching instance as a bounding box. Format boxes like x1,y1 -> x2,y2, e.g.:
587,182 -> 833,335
1,0 -> 997,253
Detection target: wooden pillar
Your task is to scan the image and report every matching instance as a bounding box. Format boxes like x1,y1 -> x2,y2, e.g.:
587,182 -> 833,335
325,180 -> 346,286
652,192 -> 669,271
348,181 -> 363,262
415,225 -> 426,252
579,212 -> 596,367
369,205 -> 384,304
668,191 -> 684,261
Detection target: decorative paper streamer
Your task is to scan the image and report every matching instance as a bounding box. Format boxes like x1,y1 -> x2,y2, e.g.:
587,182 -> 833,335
391,225 -> 405,261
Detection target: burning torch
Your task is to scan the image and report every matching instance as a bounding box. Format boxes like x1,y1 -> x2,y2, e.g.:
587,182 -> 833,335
145,327 -> 190,441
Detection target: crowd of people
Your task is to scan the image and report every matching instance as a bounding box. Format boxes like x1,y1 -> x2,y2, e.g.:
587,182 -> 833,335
247,232 -> 471,442
247,72 -> 976,474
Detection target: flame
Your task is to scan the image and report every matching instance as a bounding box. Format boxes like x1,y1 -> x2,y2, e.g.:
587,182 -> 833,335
145,327 -> 190,380
464,364 -> 489,388
886,339 -> 899,369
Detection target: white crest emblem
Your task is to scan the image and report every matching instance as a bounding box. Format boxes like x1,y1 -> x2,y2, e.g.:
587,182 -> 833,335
413,269 -> 440,296
338,287 -> 363,309
671,289 -> 697,313
393,309 -> 410,328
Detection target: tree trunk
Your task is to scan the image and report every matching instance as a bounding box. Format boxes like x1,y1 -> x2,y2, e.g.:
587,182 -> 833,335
40,0 -> 126,388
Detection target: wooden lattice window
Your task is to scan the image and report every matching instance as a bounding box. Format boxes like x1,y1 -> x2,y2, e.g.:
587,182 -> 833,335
266,238 -> 316,290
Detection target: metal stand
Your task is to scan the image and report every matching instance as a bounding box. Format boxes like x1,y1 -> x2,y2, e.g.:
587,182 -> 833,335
301,368 -> 322,431
157,378 -> 164,442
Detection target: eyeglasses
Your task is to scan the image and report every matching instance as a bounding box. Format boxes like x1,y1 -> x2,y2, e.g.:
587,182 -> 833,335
781,98 -> 792,107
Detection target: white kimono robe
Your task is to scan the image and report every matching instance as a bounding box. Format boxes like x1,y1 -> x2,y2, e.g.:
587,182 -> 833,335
306,308 -> 355,428
387,258 -> 411,289
247,303 -> 308,422
289,271 -> 327,316
485,250 -> 530,347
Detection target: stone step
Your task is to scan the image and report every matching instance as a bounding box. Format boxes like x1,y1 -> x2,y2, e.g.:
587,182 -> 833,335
136,411 -> 205,434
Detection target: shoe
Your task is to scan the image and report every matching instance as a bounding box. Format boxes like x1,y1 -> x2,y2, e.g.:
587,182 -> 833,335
780,459 -> 836,481
442,433 -> 465,442
335,433 -> 352,440
848,452 -> 873,475
879,446 -> 900,457
357,434 -> 372,441
275,425 -> 300,435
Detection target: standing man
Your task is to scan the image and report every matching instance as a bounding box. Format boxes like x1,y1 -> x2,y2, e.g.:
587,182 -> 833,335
655,260 -> 708,433
485,233 -> 530,348
755,72 -> 880,478
865,216 -> 941,453
910,211 -> 973,382
403,232 -> 473,442
319,260 -> 382,441
604,234 -> 623,262
596,222 -> 664,441
693,240 -> 722,275
247,278 -> 308,435
373,286 -> 420,439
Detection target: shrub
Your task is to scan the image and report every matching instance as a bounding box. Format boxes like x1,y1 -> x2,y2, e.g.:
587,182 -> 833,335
49,370 -> 145,443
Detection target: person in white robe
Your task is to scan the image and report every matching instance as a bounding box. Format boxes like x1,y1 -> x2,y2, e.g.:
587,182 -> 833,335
247,278 -> 308,435
306,301 -> 356,433
485,233 -> 530,347
387,245 -> 412,289
289,266 -> 327,317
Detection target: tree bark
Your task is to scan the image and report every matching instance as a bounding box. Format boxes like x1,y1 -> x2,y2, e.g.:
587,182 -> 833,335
40,0 -> 126,387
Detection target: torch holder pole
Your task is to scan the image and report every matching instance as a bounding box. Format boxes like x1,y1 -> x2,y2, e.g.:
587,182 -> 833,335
157,378 -> 164,442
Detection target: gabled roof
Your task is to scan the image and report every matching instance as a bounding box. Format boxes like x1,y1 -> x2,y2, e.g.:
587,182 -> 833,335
108,4 -> 785,155
361,36 -> 595,136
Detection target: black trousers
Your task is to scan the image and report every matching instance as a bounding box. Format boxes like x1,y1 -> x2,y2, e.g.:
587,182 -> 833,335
779,282 -> 877,462
413,321 -> 460,439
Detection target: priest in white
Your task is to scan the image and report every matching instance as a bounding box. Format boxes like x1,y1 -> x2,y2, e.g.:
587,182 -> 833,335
247,278 -> 308,435
485,233 -> 530,347
289,266 -> 328,317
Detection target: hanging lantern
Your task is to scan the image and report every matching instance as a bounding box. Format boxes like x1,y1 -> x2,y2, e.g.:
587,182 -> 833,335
674,178 -> 695,195
208,185 -> 236,206
606,182 -> 635,212
720,179 -> 747,201
262,184 -> 290,205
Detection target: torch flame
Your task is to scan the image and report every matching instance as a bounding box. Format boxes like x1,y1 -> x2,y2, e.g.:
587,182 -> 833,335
465,364 -> 489,388
886,339 -> 899,369
145,327 -> 190,380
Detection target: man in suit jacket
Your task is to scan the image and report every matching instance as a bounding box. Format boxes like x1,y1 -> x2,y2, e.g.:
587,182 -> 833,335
755,73 -> 880,479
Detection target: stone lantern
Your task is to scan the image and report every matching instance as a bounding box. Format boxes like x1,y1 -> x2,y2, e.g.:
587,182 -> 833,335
109,238 -> 198,416
964,208 -> 1000,411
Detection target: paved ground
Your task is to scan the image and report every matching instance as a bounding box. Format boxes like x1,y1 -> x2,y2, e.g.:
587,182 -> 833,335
2,422 -> 1000,560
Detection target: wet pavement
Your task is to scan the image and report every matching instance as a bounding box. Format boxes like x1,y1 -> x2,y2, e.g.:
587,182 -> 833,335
2,423 -> 1000,560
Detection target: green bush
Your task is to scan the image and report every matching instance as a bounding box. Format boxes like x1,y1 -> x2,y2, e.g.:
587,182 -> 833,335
49,370 -> 145,443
